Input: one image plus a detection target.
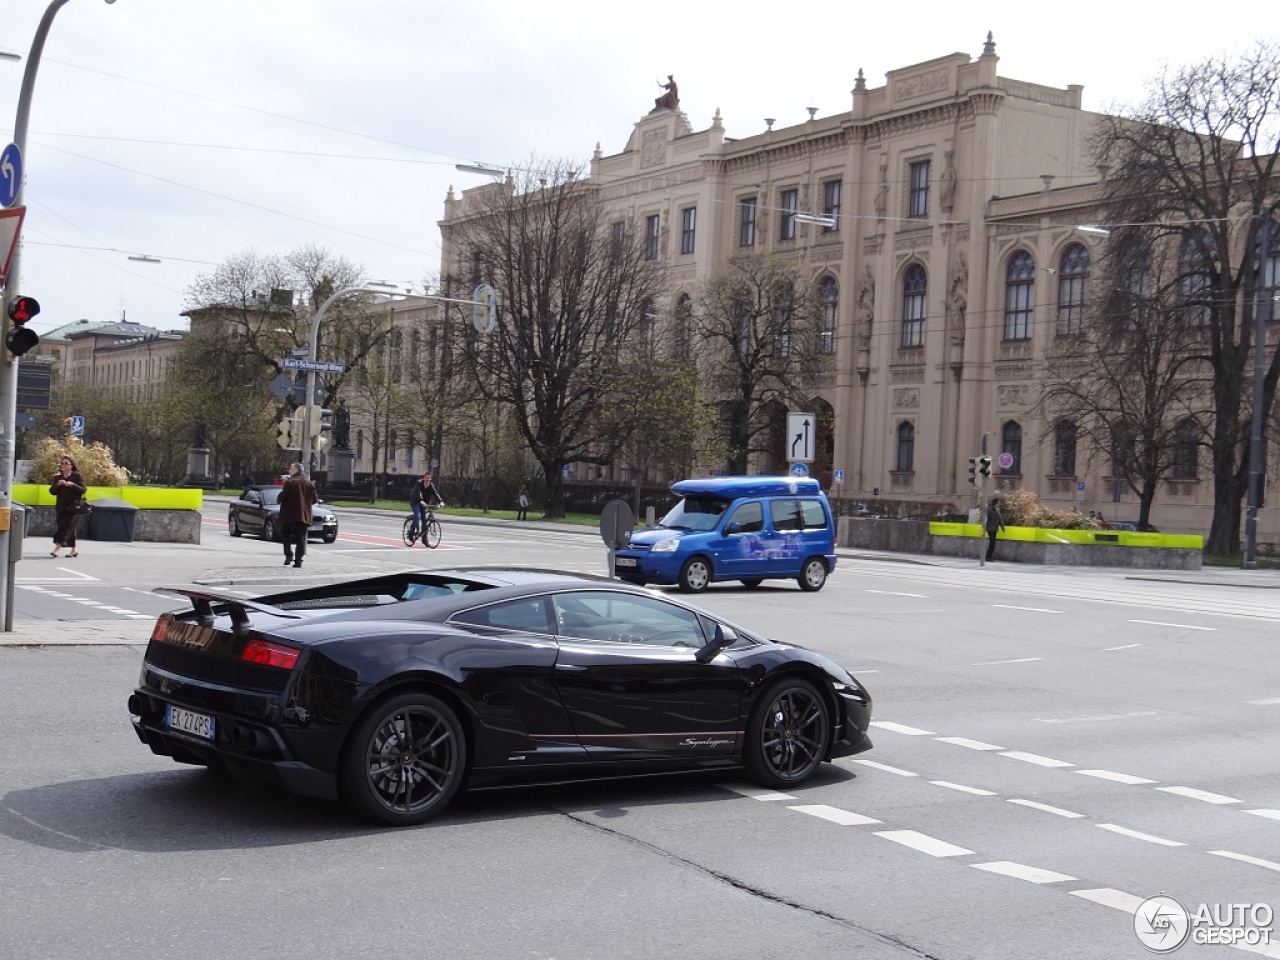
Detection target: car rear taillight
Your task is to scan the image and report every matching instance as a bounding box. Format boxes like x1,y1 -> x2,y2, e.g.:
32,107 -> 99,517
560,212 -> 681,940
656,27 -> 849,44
151,618 -> 169,643
240,637 -> 300,670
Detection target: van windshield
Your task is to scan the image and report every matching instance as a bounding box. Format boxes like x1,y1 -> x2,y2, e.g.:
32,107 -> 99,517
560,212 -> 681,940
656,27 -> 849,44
659,497 -> 728,532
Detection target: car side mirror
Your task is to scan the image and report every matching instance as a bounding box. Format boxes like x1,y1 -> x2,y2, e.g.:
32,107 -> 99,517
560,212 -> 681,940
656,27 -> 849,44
724,521 -> 741,535
695,623 -> 737,663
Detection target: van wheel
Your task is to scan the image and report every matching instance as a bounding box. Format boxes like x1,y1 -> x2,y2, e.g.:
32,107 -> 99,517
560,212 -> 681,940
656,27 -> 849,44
740,578 -> 764,589
678,557 -> 712,593
798,557 -> 827,592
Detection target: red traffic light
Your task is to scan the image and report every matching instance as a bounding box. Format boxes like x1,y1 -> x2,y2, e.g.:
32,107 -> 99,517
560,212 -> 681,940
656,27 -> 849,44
7,295 -> 40,324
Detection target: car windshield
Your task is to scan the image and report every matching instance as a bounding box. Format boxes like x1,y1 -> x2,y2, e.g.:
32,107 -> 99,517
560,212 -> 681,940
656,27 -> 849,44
658,497 -> 727,532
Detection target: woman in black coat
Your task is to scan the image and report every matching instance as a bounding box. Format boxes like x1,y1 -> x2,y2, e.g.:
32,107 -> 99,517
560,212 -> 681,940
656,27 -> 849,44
49,455 -> 87,558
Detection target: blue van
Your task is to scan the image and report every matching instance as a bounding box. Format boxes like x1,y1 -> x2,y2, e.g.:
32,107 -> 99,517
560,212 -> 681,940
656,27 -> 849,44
613,476 -> 837,593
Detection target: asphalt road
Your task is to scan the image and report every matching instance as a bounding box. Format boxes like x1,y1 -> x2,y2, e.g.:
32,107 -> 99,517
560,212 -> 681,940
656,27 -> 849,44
2,505 -> 1279,959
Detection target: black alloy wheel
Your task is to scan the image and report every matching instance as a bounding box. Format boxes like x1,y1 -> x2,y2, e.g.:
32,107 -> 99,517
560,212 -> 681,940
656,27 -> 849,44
261,518 -> 276,542
228,514 -> 241,537
745,678 -> 831,789
340,692 -> 467,826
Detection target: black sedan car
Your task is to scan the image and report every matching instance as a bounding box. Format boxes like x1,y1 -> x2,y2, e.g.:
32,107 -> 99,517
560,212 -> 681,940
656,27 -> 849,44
227,485 -> 338,543
129,569 -> 873,826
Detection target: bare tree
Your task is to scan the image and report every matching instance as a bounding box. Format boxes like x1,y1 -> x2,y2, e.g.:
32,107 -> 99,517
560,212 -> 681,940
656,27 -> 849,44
1092,41 -> 1280,552
1037,233 -> 1211,529
692,256 -> 830,474
445,160 -> 666,517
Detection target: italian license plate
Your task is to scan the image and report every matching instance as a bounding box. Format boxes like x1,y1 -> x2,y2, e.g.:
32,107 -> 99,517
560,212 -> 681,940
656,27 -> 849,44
166,705 -> 216,741
614,557 -> 637,568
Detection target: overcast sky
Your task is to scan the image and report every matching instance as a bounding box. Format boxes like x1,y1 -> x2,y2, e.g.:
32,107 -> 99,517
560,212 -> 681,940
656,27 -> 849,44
1,0 -> 1269,336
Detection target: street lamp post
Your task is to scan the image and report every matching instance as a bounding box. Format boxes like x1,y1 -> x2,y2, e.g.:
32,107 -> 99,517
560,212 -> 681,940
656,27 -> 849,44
1245,216 -> 1276,567
0,0 -> 105,631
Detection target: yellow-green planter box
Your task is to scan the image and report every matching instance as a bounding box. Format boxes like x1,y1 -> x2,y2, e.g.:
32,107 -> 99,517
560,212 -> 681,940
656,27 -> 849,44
928,521 -> 1203,550
12,485 -> 203,510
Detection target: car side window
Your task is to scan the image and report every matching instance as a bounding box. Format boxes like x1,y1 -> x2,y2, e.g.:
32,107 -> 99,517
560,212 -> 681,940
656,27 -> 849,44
799,499 -> 828,529
553,591 -> 706,648
450,597 -> 552,636
770,498 -> 804,532
727,501 -> 763,534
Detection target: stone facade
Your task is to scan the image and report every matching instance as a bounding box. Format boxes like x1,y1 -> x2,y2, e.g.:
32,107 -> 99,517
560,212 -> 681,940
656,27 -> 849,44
435,34 -> 1278,543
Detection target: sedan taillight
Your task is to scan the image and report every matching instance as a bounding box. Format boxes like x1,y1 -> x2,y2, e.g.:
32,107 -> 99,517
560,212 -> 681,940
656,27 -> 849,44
240,637 -> 300,670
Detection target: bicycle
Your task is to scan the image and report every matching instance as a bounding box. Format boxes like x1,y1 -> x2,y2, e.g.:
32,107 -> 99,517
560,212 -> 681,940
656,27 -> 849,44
402,508 -> 443,548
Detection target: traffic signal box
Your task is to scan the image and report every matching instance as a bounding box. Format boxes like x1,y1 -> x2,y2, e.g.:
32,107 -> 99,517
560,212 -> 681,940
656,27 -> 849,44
5,295 -> 40,357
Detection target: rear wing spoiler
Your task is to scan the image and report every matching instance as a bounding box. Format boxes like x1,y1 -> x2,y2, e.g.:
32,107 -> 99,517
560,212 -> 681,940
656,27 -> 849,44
154,587 -> 303,633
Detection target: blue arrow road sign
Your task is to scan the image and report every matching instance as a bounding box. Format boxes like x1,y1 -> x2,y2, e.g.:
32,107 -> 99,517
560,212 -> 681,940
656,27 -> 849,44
0,144 -> 21,209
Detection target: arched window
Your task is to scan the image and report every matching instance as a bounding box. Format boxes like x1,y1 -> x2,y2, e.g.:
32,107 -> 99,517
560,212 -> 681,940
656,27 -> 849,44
1056,244 -> 1089,336
896,422 -> 915,472
1177,232 -> 1214,327
1004,251 -> 1035,340
1001,421 -> 1023,475
901,264 -> 926,348
1172,418 -> 1199,480
674,293 -> 693,357
1054,420 -> 1077,476
818,277 -> 838,354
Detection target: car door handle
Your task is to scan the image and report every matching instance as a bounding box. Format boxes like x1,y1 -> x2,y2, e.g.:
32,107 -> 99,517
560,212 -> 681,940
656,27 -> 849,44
555,663 -> 587,672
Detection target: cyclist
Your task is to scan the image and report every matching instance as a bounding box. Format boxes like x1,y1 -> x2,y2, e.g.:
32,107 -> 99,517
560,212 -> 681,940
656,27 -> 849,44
408,470 -> 444,542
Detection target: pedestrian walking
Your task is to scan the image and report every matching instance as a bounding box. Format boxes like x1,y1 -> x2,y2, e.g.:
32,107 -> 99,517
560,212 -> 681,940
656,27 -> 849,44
278,462 -> 317,568
985,496 -> 1006,562
49,455 -> 87,559
517,484 -> 530,521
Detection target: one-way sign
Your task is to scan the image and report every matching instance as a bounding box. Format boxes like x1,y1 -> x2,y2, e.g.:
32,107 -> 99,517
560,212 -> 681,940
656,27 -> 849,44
282,357 -> 346,374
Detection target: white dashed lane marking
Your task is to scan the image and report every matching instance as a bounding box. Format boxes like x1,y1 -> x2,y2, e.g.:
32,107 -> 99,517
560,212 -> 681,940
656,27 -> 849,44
715,784 -> 795,801
1000,751 -> 1074,768
788,805 -> 881,826
1103,643 -> 1143,651
1127,619 -> 1217,631
1007,799 -> 1084,818
874,830 -> 973,858
1076,769 -> 1156,785
1156,786 -> 1240,805
869,721 -> 935,736
865,589 -> 927,598
1209,850 -> 1280,873
930,781 -> 998,797
1096,823 -> 1184,847
972,861 -> 1076,884
973,658 -> 1043,666
1246,810 -> 1280,822
990,604 -> 1062,614
846,758 -> 918,777
934,737 -> 1005,751
1071,887 -> 1145,912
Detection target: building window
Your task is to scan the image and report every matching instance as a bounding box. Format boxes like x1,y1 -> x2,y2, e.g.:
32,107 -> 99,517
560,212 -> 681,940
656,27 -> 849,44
674,293 -> 693,357
896,422 -> 915,472
1172,418 -> 1199,480
1054,420 -> 1077,476
779,188 -> 798,241
773,285 -> 793,359
1111,425 -> 1134,478
908,160 -> 930,218
734,296 -> 751,360
1265,219 -> 1280,314
739,197 -> 757,247
1001,421 -> 1023,475
901,263 -> 926,348
818,277 -> 838,355
822,180 -> 841,232
1056,244 -> 1090,336
680,207 -> 696,255
1177,232 -> 1214,326
640,298 -> 657,351
644,214 -> 660,260
610,221 -> 626,262
1004,250 -> 1036,340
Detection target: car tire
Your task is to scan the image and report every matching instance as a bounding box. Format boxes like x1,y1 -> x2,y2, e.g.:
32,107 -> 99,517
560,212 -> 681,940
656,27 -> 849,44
798,557 -> 827,592
740,578 -> 764,589
677,556 -> 712,593
228,514 -> 241,537
261,518 -> 276,542
339,691 -> 467,827
744,677 -> 831,789
322,532 -> 337,544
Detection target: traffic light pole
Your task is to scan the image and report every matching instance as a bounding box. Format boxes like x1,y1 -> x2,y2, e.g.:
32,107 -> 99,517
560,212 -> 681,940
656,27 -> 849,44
0,0 -> 73,632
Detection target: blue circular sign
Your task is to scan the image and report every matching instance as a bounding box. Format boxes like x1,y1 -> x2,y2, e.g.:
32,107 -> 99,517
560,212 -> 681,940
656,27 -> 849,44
789,462 -> 809,478
0,143 -> 22,209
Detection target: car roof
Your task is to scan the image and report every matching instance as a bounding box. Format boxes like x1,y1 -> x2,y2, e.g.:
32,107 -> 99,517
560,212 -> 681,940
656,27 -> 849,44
671,476 -> 822,499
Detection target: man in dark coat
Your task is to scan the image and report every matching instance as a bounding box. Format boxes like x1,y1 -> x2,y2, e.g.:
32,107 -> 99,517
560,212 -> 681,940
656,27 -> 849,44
278,462 -> 317,568
985,496 -> 1006,562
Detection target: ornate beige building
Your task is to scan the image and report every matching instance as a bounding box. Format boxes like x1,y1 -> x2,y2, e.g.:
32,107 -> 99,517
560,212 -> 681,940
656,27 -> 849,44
437,35 -> 1277,539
